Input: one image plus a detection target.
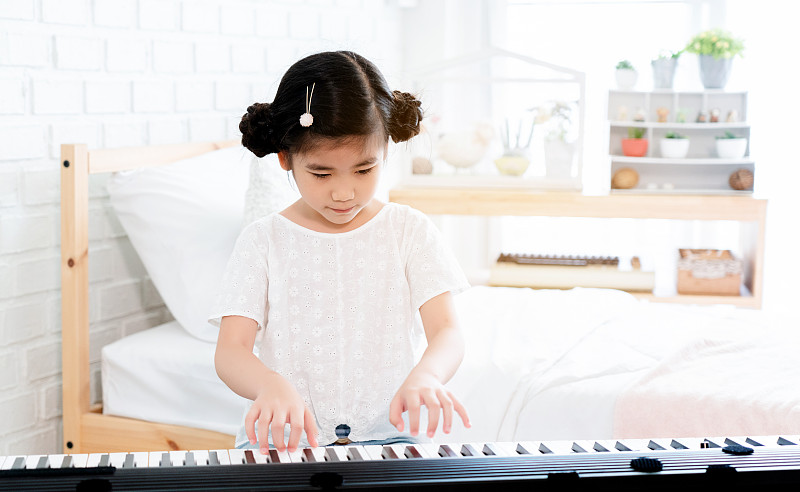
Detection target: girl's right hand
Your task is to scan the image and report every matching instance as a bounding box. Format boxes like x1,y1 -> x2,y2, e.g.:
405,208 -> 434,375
244,372 -> 319,454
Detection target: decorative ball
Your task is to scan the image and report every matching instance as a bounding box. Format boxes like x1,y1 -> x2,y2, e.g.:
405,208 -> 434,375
729,168 -> 754,190
412,156 -> 433,174
611,167 -> 639,189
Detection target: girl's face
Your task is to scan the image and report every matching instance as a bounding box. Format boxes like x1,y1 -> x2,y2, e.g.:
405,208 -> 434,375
279,136 -> 386,228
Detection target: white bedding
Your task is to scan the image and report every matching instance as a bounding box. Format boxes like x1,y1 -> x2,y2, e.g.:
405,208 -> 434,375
102,285 -> 799,444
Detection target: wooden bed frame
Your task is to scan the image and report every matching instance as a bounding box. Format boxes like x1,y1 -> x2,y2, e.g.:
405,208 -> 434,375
60,140 -> 240,454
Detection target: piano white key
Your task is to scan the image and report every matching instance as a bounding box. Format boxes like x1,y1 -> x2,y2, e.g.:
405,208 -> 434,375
2,456 -> 27,470
68,454 -> 89,468
325,446 -> 349,462
418,443 -> 444,458
87,453 -> 112,468
613,439 -> 652,452
208,449 -> 231,465
45,454 -> 68,468
409,443 -> 435,458
287,449 -> 305,463
537,440 -> 574,455
25,455 -> 49,469
488,441 -> 518,457
226,449 -> 247,465
108,452 -> 129,468
362,445 -> 386,461
188,450 -> 210,466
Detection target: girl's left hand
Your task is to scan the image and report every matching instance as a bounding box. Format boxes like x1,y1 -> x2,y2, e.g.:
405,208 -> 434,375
389,371 -> 470,438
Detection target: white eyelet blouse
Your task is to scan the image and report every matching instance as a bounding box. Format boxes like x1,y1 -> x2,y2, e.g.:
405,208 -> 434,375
209,203 -> 470,446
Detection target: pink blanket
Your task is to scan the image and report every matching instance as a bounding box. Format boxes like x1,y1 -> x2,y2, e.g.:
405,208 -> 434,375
614,327 -> 800,438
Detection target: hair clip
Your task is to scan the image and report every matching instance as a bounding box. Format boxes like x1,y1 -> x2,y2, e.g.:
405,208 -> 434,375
300,82 -> 315,127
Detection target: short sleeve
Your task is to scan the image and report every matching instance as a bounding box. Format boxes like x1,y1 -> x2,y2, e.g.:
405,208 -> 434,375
207,221 -> 269,329
403,208 -> 470,311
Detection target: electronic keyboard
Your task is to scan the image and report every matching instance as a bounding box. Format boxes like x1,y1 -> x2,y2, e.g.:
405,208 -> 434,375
3,435 -> 800,490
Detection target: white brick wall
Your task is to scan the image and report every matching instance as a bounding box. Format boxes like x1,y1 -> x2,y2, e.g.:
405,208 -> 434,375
0,0 -> 404,456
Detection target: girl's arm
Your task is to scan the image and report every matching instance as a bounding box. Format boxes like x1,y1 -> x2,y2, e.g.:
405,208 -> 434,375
389,291 -> 471,438
215,315 -> 319,453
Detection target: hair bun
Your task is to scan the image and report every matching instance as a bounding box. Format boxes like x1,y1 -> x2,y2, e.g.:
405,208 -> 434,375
388,90 -> 423,143
239,102 -> 278,157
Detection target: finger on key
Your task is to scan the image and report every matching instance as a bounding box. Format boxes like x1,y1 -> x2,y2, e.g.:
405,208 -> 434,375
389,397 -> 404,432
272,416 -> 287,452
257,410 -> 272,454
245,405 -> 260,445
407,396 -> 421,437
287,406 -> 304,453
423,390 -> 440,438
437,389 -> 454,434
304,407 -> 320,448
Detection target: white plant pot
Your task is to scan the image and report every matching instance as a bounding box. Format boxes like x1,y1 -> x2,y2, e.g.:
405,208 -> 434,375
659,138 -> 690,159
615,69 -> 638,90
715,138 -> 748,159
544,140 -> 575,178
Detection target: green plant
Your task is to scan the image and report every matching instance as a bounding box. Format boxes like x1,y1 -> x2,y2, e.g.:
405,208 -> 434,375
535,101 -> 575,142
685,28 -> 745,60
616,60 -> 634,70
665,132 -> 686,139
654,49 -> 683,61
627,127 -> 645,139
716,131 -> 741,140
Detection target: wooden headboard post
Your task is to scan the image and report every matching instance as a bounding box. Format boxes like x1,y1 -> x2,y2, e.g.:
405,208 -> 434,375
60,144 -> 91,453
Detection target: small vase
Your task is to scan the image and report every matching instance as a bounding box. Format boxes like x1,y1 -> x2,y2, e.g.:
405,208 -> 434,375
651,58 -> 677,89
494,154 -> 530,176
544,140 -> 575,178
615,69 -> 638,90
715,138 -> 747,159
659,138 -> 690,158
698,55 -> 733,89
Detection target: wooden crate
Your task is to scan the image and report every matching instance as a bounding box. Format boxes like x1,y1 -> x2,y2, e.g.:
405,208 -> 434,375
677,249 -> 742,296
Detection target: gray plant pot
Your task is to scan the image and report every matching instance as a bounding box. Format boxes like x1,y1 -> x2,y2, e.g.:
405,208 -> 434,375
698,55 -> 733,89
651,58 -> 677,89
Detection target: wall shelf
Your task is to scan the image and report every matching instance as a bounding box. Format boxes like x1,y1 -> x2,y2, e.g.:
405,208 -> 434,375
389,187 -> 766,308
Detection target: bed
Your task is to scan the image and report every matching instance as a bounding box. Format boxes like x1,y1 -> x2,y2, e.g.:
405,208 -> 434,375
60,141 -> 800,454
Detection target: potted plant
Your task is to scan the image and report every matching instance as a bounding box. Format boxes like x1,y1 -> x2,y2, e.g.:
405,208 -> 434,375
684,28 -> 744,89
651,50 -> 681,89
538,101 -> 577,178
615,60 -> 638,90
621,127 -> 648,157
715,131 -> 748,158
660,131 -> 690,158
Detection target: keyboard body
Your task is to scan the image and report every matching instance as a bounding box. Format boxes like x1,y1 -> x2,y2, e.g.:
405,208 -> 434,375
3,436 -> 800,490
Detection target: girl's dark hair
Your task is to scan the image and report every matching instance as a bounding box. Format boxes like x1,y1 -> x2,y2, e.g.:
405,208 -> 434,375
239,51 -> 422,158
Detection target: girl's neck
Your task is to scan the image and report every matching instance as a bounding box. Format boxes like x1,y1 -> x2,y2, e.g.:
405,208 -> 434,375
281,199 -> 385,234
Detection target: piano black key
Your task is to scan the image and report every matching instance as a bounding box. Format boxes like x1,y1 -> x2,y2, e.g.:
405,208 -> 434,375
345,447 -> 363,461
724,438 -> 742,447
381,447 -> 400,460
159,452 -> 171,467
11,457 -> 25,469
324,448 -> 341,462
268,449 -> 282,463
571,442 -> 587,453
515,443 -> 533,455
98,455 -> 110,467
778,437 -> 797,446
438,445 -> 458,458
538,443 -> 553,454
303,449 -> 317,463
670,439 -> 688,450
481,443 -> 498,456
593,442 -> 609,452
184,452 -> 196,467
61,456 -> 73,468
647,440 -> 665,451
615,442 -> 631,452
244,450 -> 256,464
208,451 -> 220,466
123,454 -> 135,468
703,439 -> 721,448
460,444 -> 479,457
746,437 -> 764,447
404,446 -> 423,459
36,456 -> 49,469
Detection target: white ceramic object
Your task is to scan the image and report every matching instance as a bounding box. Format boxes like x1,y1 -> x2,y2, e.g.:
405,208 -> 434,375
659,138 -> 690,159
715,138 -> 747,159
615,69 -> 638,90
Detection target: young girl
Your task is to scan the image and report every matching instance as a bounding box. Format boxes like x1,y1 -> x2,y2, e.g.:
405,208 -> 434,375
210,51 -> 471,455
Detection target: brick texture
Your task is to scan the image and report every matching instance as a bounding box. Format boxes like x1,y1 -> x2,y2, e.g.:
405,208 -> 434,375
0,0 -> 402,455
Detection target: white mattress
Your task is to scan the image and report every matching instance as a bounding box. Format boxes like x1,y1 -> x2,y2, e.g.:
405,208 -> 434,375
102,286 -> 798,443
101,321 -> 247,436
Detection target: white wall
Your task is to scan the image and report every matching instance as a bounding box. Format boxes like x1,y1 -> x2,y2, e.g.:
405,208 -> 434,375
0,0 -> 403,455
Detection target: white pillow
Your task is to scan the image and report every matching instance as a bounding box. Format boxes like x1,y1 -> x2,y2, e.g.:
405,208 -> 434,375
107,145 -> 295,341
242,154 -> 298,229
